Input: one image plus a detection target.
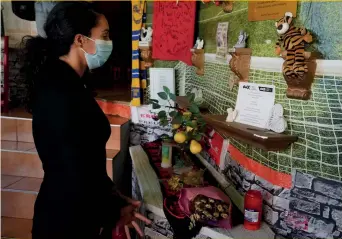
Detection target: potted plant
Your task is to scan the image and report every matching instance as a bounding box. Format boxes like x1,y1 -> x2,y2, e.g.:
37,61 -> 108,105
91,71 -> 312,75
149,86 -> 206,155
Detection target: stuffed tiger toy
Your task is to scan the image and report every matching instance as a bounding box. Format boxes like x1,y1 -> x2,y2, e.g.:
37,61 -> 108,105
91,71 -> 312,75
275,12 -> 313,77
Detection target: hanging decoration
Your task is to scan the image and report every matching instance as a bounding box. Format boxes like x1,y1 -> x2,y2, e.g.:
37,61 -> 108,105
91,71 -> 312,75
131,0 -> 146,107
152,1 -> 196,65
202,0 -> 233,13
191,38 -> 205,76
139,2 -> 148,105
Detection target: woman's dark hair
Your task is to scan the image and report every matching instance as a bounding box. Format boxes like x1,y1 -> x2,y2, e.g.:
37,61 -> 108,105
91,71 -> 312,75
22,2 -> 98,112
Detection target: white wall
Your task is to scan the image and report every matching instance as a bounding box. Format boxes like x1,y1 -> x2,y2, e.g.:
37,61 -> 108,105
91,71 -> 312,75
2,2 -> 37,48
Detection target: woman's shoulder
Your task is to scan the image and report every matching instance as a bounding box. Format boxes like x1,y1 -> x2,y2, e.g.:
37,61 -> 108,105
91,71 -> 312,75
38,59 -> 80,90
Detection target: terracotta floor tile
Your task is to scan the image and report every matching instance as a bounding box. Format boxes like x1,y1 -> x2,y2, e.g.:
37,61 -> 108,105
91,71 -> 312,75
106,149 -> 119,159
17,120 -> 34,143
1,108 -> 32,119
1,217 -> 33,239
1,190 -> 37,219
1,151 -> 44,178
106,159 -> 113,181
106,115 -> 130,126
106,126 -> 121,150
27,147 -> 37,153
1,118 -> 17,141
7,177 -> 42,192
1,175 -> 23,188
1,140 -> 36,152
106,138 -> 120,150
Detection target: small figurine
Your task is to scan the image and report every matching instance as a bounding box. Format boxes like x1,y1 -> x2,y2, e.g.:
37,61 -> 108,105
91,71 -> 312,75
226,108 -> 238,122
234,30 -> 248,49
193,37 -> 204,50
268,104 -> 287,133
191,88 -> 204,105
275,12 -> 313,77
140,27 -> 153,42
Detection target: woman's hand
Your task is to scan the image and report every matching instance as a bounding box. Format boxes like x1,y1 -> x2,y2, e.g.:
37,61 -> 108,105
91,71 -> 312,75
116,196 -> 151,239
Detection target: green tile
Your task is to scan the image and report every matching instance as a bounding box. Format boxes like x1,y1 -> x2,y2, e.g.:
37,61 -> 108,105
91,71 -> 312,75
322,152 -> 338,165
321,164 -> 339,177
278,155 -> 291,167
293,158 -> 306,170
306,161 -> 321,172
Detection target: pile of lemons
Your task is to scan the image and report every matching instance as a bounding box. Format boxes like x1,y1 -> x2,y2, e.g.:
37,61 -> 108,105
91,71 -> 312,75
172,112 -> 202,155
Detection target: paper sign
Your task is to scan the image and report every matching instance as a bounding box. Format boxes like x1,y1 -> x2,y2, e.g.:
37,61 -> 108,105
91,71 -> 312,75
235,82 -> 275,129
248,1 -> 297,22
149,68 -> 175,108
216,22 -> 229,60
152,1 -> 196,65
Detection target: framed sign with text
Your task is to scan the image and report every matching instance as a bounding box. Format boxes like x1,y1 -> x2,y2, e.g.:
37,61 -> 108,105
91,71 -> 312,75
248,1 -> 297,22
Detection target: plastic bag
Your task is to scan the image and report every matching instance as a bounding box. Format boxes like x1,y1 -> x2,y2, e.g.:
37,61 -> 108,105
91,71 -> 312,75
178,186 -> 232,229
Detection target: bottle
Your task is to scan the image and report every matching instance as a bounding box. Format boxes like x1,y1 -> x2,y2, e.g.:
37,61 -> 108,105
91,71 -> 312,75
243,190 -> 262,230
112,226 -> 127,239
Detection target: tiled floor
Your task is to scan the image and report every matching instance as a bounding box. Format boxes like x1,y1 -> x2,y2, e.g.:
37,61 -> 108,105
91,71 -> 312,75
1,141 -> 36,152
1,108 -> 32,119
1,175 -> 23,188
1,175 -> 42,192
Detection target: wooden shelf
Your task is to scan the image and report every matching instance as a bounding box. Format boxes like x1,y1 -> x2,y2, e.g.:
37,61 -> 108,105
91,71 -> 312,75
176,96 -> 297,151
203,115 -> 297,151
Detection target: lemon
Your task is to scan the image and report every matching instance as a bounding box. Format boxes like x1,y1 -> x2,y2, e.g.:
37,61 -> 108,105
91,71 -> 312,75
174,132 -> 187,144
183,111 -> 192,120
172,124 -> 181,129
186,126 -> 193,132
190,140 -> 202,154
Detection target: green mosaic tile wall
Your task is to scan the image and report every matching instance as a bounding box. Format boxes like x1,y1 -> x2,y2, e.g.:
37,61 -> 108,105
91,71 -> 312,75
146,1 -> 342,59
144,1 -> 342,180
183,61 -> 342,181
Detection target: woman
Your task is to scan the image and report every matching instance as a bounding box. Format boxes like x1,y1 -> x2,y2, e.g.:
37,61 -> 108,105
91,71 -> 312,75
22,2 -> 150,239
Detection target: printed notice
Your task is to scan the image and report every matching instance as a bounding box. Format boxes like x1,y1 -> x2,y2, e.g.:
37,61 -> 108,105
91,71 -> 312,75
235,82 -> 275,129
248,1 -> 297,22
216,22 -> 229,60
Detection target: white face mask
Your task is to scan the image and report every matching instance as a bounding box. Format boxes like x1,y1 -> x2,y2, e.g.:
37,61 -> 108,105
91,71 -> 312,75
81,36 -> 113,70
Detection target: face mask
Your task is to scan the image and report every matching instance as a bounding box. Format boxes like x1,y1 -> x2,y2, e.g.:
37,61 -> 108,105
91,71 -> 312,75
81,37 -> 113,70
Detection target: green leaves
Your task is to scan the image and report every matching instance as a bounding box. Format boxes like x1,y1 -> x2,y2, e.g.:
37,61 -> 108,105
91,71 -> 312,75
163,86 -> 170,95
169,111 -> 178,117
152,103 -> 161,109
158,110 -> 167,118
193,134 -> 202,141
169,93 -> 177,101
185,121 -> 196,128
186,92 -> 195,103
157,92 -> 168,100
189,104 -> 200,114
149,99 -> 161,109
148,86 -> 207,140
160,119 -> 169,126
157,86 -> 176,102
172,114 -> 183,124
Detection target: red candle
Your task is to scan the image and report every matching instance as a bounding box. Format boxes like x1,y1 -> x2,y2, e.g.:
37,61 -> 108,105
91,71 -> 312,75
243,190 -> 263,230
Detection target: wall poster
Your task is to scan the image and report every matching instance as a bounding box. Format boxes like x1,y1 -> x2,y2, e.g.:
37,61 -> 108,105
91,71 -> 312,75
216,22 -> 229,60
248,1 -> 297,22
152,1 -> 196,65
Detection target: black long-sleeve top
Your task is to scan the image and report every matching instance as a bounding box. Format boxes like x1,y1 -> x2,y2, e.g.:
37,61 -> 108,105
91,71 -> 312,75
31,59 -> 125,239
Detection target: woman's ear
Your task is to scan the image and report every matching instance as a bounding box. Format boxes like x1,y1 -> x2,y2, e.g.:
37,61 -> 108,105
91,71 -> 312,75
74,34 -> 85,47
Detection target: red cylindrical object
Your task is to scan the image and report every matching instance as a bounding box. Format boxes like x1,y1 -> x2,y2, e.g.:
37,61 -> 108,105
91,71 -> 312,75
243,190 -> 263,230
112,226 -> 127,239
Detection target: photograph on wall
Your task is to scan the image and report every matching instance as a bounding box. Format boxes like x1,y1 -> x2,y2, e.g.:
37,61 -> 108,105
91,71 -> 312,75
215,22 -> 229,60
